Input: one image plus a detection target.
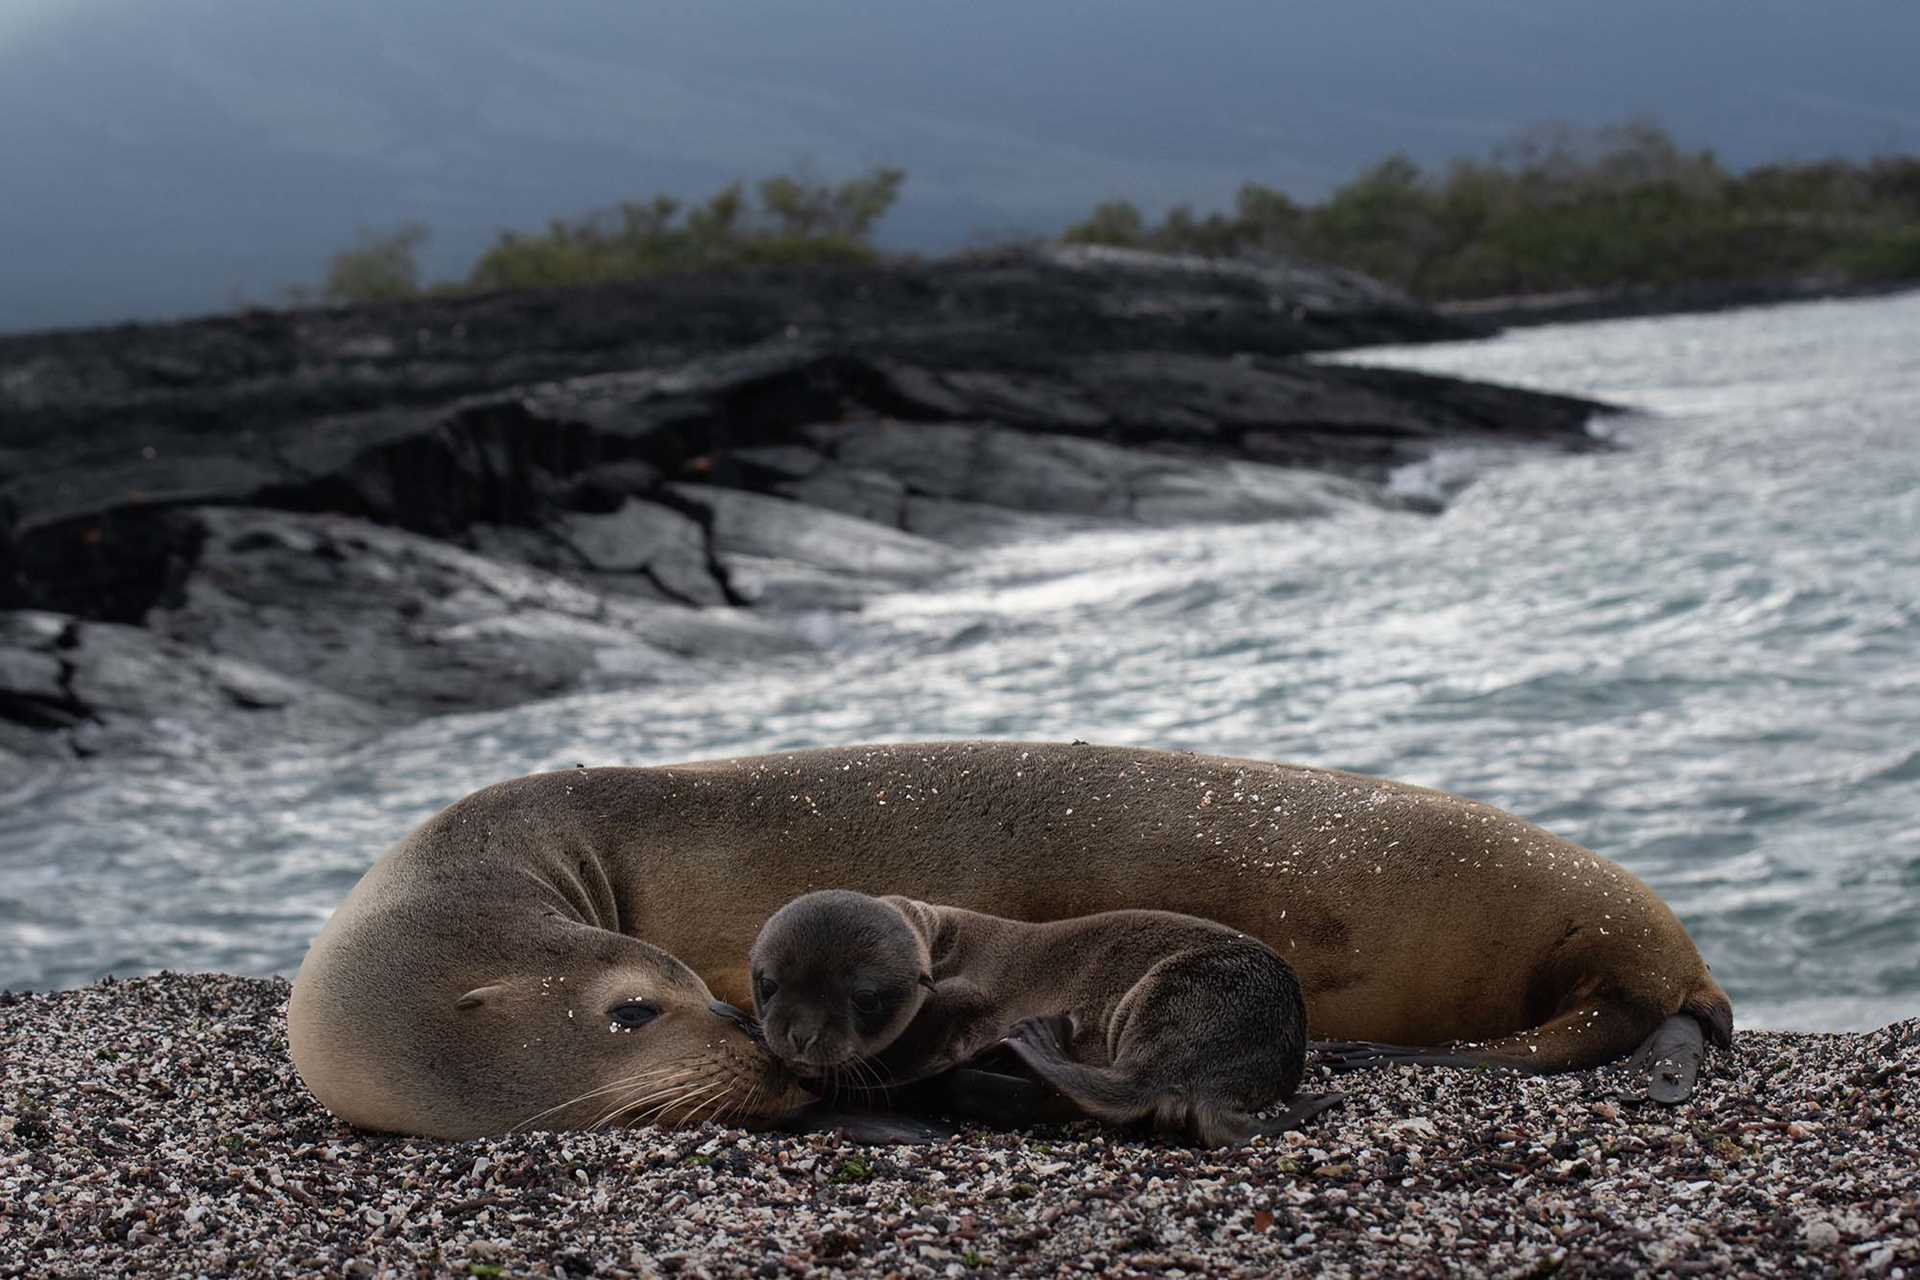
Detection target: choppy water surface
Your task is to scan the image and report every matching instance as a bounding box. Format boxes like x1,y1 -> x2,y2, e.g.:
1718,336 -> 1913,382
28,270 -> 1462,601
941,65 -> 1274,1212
6,291 -> 1918,1030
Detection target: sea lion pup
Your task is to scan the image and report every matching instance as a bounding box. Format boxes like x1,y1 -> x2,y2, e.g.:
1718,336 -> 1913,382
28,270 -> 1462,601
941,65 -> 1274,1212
292,741 -> 1733,1130
749,890 -> 1341,1147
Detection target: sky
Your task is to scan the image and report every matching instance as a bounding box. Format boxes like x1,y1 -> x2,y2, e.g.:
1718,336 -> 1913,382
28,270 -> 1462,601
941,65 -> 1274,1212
3,0 -> 1919,332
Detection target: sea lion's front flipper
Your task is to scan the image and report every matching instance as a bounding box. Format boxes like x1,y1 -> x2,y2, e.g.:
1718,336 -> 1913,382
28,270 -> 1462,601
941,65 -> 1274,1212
1627,1013 -> 1706,1105
904,1067 -> 1082,1128
781,1066 -> 1080,1142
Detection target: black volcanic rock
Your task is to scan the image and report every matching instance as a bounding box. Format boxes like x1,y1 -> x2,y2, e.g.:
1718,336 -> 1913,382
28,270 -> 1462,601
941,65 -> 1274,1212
0,606 -> 388,762
0,246 -> 1475,453
0,248 -> 1614,761
148,507 -> 808,716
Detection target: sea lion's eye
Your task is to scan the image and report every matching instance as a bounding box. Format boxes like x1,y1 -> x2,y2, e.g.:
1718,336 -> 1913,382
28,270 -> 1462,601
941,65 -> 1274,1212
608,1002 -> 658,1028
851,989 -> 881,1013
756,974 -> 779,1001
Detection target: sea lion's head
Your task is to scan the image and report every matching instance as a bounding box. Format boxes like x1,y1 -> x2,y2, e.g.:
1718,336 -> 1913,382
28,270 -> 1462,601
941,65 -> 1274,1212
290,899 -> 813,1139
749,890 -> 934,1075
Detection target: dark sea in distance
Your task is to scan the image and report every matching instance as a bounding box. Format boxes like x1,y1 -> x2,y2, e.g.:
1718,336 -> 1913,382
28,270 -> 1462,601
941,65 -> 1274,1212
4,289 -> 1917,1032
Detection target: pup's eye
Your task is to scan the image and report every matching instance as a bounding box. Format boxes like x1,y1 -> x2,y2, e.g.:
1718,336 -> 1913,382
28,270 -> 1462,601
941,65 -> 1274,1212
756,974 -> 779,1000
851,989 -> 881,1013
608,1002 -> 658,1028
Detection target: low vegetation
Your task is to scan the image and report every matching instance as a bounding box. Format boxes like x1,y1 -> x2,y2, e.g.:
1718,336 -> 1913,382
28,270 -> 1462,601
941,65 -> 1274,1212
1064,120 -> 1920,300
315,167 -> 904,305
319,222 -> 430,304
309,122 -> 1920,308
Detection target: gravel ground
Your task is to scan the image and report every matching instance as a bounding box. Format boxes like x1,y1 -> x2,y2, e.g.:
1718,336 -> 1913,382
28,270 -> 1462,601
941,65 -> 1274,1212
2,974 -> 1915,1278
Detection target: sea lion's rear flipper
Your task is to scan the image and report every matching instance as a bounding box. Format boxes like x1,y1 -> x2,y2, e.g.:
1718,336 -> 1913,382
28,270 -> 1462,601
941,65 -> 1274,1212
1627,1013 -> 1706,1105
1314,1040 -> 1487,1071
1317,995 -> 1698,1090
997,1014 -> 1288,1148
1170,1091 -> 1344,1149
1002,1013 -> 1158,1123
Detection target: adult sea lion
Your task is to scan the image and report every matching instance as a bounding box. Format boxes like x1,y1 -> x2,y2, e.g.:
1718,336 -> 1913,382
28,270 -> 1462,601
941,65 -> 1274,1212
290,741 -> 1732,1135
287,849 -> 811,1139
749,890 -> 1339,1146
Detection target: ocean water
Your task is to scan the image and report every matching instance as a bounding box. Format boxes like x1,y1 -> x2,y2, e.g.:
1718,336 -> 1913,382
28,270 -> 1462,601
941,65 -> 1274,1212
4,290 -> 1918,1031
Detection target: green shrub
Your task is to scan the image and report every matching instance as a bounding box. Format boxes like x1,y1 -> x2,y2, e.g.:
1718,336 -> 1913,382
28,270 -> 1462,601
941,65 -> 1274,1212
1062,119 -> 1920,300
466,167 -> 903,291
322,223 -> 429,304
1063,199 -> 1148,247
304,168 -> 905,302
1826,226 -> 1920,280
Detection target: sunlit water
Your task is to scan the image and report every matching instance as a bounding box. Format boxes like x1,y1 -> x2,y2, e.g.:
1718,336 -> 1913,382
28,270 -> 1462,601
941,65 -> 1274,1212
5,290 -> 1918,1031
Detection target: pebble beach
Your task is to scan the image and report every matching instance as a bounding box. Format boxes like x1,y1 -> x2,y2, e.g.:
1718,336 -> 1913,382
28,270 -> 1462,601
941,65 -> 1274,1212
2,973 -> 1914,1278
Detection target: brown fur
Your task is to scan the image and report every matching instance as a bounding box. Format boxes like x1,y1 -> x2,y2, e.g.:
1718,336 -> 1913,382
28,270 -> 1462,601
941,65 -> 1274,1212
290,741 -> 1731,1134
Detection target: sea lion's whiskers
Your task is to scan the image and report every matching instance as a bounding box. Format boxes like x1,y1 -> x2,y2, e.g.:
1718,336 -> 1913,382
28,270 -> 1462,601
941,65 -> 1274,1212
607,1063 -> 709,1092
724,1077 -> 763,1127
630,1081 -> 728,1130
711,1074 -> 753,1128
596,1079 -> 710,1132
826,1063 -> 861,1104
513,1073 -> 676,1134
838,1057 -> 883,1101
619,1076 -> 726,1127
595,1059 -> 717,1096
573,1065 -> 704,1131
826,1042 -> 893,1102
852,1052 -> 896,1094
679,1084 -> 734,1130
511,1051 -> 721,1133
581,1064 -> 705,1130
590,1071 -> 710,1131
828,1063 -> 851,1101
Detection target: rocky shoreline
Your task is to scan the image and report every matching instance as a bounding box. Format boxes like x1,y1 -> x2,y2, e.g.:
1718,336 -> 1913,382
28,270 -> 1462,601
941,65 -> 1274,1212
2,973 -> 1914,1278
1434,275 -> 1920,330
1,246 -> 1613,764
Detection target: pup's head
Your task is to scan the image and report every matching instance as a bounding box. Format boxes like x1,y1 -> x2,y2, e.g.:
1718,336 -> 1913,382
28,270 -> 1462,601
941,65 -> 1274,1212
749,890 -> 934,1073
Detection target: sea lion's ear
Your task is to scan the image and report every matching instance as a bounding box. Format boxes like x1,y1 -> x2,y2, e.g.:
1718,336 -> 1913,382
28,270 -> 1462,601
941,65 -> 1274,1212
918,973 -> 937,992
454,984 -> 510,1011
